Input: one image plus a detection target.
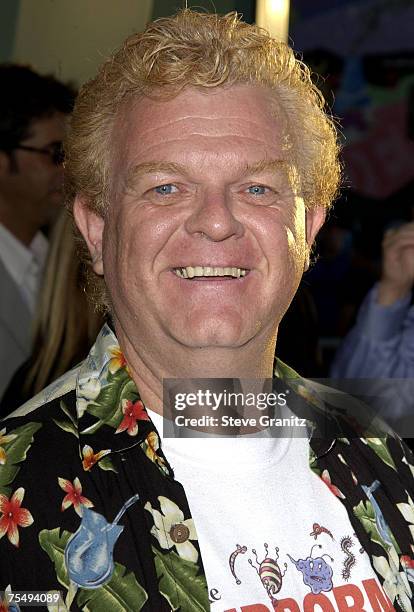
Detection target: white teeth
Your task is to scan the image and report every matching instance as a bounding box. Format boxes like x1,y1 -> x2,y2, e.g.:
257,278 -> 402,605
173,266 -> 249,279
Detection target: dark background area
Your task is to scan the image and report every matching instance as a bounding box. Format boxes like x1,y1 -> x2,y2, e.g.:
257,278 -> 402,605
288,0 -> 414,373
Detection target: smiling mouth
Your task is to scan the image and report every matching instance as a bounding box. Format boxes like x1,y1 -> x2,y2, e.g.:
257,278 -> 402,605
173,266 -> 249,279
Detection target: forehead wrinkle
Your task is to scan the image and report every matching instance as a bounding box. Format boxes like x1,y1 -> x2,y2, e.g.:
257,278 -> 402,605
122,159 -> 294,195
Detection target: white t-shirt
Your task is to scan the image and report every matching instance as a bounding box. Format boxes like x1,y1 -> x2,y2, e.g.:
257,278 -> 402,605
149,409 -> 390,611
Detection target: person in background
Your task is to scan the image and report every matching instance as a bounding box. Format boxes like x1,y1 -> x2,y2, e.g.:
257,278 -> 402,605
0,211 -> 104,417
0,65 -> 75,398
331,222 -> 414,426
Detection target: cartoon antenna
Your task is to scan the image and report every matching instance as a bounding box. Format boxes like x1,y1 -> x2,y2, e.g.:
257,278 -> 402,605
229,544 -> 247,584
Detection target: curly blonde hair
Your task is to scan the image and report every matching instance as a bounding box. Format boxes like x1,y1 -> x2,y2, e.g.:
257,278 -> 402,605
65,9 -> 341,308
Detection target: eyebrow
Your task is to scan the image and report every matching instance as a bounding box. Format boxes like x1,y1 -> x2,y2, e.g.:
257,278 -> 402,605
125,159 -> 289,190
125,162 -> 189,189
241,159 -> 289,176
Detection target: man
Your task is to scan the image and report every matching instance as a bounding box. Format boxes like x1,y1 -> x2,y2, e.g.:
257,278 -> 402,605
0,65 -> 75,398
0,11 -> 413,611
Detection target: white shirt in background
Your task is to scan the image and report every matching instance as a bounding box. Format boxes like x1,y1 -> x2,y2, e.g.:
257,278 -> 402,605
0,224 -> 48,312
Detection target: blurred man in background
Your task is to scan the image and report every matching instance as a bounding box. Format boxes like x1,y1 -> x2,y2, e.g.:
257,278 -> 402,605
0,65 -> 75,398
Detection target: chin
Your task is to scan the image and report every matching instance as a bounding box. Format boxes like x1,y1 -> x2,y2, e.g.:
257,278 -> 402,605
170,313 -> 251,349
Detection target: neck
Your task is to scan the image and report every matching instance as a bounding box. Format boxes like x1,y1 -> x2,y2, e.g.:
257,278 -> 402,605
0,206 -> 37,246
114,321 -> 277,415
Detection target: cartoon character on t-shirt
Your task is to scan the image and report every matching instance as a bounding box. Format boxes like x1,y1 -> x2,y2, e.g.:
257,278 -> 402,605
287,544 -> 334,594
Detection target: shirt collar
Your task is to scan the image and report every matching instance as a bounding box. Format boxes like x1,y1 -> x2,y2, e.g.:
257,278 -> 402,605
75,324 -> 341,473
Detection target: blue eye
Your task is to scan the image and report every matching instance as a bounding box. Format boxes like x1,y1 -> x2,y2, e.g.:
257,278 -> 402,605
248,185 -> 267,195
154,184 -> 178,195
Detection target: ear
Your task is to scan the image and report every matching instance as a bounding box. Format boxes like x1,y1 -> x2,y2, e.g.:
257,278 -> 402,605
73,196 -> 105,276
304,206 -> 326,271
306,206 -> 326,245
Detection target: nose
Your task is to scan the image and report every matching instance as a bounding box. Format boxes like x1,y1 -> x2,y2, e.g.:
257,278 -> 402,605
184,188 -> 244,241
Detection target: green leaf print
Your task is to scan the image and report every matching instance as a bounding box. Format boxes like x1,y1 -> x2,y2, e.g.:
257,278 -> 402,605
60,401 -> 78,426
364,438 -> 396,471
308,446 -> 318,469
353,500 -> 400,554
53,402 -> 79,438
83,370 -> 137,433
53,418 -> 79,438
39,528 -> 148,611
0,422 -> 42,496
152,546 -> 209,612
98,456 -> 117,473
76,563 -> 148,611
39,528 -> 72,589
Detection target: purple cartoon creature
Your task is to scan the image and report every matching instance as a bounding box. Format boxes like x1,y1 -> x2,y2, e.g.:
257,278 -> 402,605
287,544 -> 333,594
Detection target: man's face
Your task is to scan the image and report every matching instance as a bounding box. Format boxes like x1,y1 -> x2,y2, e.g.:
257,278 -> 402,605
0,112 -> 66,229
76,85 -> 324,353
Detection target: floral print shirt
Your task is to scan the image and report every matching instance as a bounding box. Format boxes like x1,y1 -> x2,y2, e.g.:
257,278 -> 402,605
0,324 -> 414,611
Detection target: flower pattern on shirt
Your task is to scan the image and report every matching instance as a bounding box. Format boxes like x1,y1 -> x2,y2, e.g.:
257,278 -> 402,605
0,324 -> 414,611
115,399 -> 149,436
373,546 -> 412,610
58,477 -> 94,517
145,496 -> 199,563
0,487 -> 33,547
108,346 -> 128,374
0,428 -> 17,466
81,445 -> 111,472
321,469 -> 346,499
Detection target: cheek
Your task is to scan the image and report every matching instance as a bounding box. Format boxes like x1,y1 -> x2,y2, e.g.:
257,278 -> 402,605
103,205 -> 176,290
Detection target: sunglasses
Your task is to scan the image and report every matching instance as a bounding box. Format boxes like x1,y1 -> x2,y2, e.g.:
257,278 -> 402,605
13,141 -> 65,166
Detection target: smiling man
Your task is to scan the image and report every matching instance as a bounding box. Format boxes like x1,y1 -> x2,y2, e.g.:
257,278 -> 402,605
1,11 -> 413,612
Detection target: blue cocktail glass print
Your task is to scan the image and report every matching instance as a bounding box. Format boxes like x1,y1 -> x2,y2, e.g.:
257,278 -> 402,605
65,493 -> 140,588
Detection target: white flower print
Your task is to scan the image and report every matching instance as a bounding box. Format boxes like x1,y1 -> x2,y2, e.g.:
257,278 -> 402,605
397,493 -> 414,541
373,546 -> 412,612
145,496 -> 198,563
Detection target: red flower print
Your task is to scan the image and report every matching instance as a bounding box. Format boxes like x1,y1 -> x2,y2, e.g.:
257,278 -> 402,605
321,469 -> 345,499
58,477 -> 94,516
401,555 -> 414,570
116,399 -> 149,436
81,445 -> 110,471
0,487 -> 34,547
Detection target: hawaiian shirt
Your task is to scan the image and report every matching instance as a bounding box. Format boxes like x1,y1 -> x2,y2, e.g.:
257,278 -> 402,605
0,323 -> 414,611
